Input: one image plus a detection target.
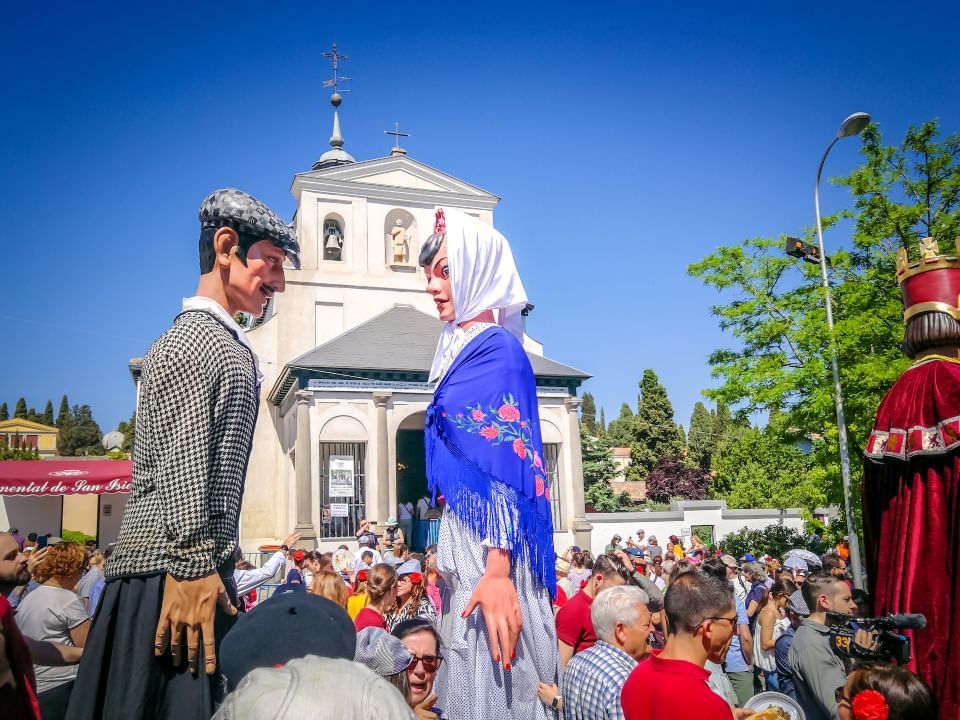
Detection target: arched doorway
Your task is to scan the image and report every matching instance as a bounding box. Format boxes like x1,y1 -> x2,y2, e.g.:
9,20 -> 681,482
396,412 -> 429,549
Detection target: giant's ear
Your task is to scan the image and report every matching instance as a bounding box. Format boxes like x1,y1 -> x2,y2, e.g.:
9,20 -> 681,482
213,227 -> 240,268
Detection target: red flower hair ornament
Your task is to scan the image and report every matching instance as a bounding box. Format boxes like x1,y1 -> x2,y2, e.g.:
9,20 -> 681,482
852,689 -> 889,720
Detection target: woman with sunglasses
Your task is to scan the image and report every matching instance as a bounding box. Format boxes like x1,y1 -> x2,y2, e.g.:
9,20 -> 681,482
394,618 -> 446,720
388,559 -> 438,632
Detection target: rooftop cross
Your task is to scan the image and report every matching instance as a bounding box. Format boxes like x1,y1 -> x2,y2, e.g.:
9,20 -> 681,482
321,42 -> 351,95
384,122 -> 410,156
313,42 -> 356,169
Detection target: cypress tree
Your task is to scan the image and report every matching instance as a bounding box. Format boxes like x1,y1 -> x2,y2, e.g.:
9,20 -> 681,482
57,395 -> 69,428
606,403 -> 635,446
43,400 -> 54,426
598,407 -> 606,437
14,398 -> 27,419
0,402 -> 7,421
687,401 -> 716,469
628,369 -> 683,479
581,393 -> 597,435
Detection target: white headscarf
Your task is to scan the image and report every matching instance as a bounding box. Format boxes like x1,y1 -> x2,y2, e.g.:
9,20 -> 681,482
428,208 -> 529,382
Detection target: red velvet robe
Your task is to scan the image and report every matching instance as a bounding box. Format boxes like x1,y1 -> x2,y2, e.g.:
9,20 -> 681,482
863,357 -> 960,716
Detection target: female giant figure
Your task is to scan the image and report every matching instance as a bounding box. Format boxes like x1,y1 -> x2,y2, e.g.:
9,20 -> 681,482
420,208 -> 559,718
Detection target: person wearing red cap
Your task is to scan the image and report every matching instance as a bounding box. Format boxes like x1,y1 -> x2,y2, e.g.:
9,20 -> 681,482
286,551 -> 306,587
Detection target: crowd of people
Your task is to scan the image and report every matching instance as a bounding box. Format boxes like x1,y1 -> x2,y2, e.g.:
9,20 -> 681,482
1,525 -> 940,719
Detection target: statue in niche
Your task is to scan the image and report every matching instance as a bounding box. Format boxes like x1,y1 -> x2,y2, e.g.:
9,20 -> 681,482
324,219 -> 343,261
390,218 -> 409,264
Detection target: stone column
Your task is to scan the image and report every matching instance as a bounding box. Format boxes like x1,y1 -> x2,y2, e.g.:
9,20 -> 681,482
565,396 -> 593,550
294,390 -> 316,545
373,392 -> 392,529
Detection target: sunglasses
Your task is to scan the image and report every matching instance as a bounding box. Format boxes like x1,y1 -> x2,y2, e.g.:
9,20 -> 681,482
695,615 -> 738,631
408,654 -> 443,673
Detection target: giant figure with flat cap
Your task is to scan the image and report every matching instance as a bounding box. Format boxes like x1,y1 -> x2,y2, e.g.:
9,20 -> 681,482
862,235 -> 960,717
67,189 -> 299,720
420,208 -> 560,718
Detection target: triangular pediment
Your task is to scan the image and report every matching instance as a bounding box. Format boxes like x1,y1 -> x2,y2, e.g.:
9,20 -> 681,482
292,155 -> 499,201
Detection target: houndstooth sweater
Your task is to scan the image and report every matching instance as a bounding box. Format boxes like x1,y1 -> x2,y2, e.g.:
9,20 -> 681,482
106,310 -> 259,580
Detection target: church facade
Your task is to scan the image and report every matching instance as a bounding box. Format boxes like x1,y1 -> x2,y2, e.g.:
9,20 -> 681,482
241,133 -> 593,553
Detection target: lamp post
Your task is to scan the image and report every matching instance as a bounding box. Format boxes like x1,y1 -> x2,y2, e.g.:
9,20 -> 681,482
814,111 -> 870,589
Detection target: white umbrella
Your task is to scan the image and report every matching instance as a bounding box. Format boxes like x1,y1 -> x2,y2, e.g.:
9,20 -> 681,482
784,549 -> 821,567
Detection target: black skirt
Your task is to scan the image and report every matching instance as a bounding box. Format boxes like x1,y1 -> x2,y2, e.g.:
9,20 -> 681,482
65,573 -> 237,720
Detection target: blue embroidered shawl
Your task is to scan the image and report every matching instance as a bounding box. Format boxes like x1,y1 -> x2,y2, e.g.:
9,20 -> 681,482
425,326 -> 556,595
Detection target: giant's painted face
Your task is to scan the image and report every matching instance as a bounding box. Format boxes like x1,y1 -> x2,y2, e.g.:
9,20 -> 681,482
424,238 -> 455,322
225,238 -> 288,316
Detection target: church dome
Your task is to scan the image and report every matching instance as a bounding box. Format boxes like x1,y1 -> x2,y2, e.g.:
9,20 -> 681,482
102,430 -> 124,450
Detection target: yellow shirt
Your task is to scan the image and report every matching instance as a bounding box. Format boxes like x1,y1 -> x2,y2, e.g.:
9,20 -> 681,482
347,591 -> 367,620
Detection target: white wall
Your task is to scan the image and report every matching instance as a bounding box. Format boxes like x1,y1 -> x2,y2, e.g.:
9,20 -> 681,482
96,493 -> 128,547
587,500 -> 805,555
0,495 -> 63,537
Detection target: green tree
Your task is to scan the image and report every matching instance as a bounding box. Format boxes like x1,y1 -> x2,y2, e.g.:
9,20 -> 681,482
57,404 -> 103,456
581,393 -> 598,436
14,398 -> 27,419
628,369 -> 682,480
0,402 -> 7,421
687,401 -> 715,469
598,407 -> 606,436
689,121 -> 960,501
677,424 -> 686,448
581,426 -> 631,512
606,403 -> 635,446
42,400 -> 54,426
57,395 -> 69,428
117,411 -> 136,452
712,428 -> 827,512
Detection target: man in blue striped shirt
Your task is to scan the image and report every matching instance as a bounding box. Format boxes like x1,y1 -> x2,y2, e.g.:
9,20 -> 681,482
561,586 -> 652,720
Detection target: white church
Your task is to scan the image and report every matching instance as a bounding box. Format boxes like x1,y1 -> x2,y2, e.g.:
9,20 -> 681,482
238,76 -> 594,555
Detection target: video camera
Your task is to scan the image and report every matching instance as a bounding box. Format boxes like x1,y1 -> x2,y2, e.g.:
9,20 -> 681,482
824,612 -> 926,665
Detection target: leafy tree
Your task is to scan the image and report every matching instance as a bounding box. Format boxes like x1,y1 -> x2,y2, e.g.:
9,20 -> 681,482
117,411 -> 136,452
606,403 -> 635,447
42,400 -> 54,426
644,456 -> 710,502
0,402 -> 7,420
57,404 -> 103,456
14,398 -> 27,419
712,428 -> 827,512
688,121 -> 960,501
719,524 -> 813,560
598,408 -> 606,436
581,393 -> 598,435
581,426 -> 632,512
57,395 -> 69,428
629,370 -> 683,480
687,402 -> 715,469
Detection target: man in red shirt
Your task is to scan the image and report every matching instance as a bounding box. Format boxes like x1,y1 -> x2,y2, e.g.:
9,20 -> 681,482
621,572 -> 752,720
556,554 -> 626,667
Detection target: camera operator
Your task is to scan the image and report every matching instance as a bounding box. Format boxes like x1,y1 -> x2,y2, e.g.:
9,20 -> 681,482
788,571 -> 871,720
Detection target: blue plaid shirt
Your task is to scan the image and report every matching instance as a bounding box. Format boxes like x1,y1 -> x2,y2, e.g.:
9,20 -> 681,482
561,640 -> 637,720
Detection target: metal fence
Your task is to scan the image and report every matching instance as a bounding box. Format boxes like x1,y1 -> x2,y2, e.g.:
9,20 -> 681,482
544,443 -> 562,529
319,442 -> 367,539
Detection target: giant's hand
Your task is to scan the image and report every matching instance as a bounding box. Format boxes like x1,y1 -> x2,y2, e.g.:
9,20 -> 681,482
462,548 -> 522,670
154,573 -> 236,674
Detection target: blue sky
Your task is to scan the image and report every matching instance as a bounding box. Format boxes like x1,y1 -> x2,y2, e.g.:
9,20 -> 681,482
3,1 -> 959,434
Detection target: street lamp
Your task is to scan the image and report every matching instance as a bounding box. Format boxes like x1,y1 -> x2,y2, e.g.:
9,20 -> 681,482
814,111 -> 870,589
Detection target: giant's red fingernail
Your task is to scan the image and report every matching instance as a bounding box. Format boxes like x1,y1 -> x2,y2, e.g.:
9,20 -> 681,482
505,662 -> 512,670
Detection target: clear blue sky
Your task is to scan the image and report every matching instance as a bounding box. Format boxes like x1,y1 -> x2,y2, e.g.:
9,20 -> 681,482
3,1 -> 959,435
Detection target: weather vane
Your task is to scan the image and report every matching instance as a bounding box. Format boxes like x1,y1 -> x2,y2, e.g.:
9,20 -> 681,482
322,42 -> 351,95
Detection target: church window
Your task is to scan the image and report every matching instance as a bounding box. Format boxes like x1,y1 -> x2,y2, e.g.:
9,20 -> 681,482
318,441 -> 366,539
543,443 -> 562,529
322,215 -> 345,262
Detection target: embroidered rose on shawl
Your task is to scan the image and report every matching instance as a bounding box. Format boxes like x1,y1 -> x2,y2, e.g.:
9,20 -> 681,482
513,438 -> 527,459
480,425 -> 500,440
851,689 -> 889,720
544,484 -> 551,501
535,476 -> 545,496
451,395 -> 542,474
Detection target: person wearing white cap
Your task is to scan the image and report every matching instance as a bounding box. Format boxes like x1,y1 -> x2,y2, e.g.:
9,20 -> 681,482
420,209 -> 559,719
388,560 -> 437,632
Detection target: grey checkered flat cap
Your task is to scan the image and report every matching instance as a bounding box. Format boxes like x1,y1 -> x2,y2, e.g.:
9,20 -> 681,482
199,188 -> 301,269
354,627 -> 412,676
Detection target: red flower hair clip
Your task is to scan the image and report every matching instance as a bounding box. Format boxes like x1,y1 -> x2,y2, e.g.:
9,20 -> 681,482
852,689 -> 889,720
434,208 -> 446,235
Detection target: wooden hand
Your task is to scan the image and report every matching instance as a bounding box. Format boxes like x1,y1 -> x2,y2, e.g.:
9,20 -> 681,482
462,548 -> 522,670
154,573 -> 237,674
